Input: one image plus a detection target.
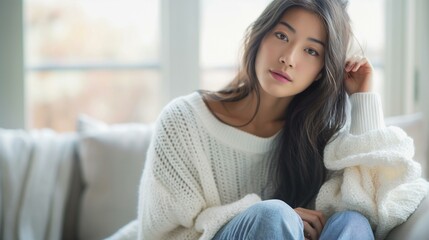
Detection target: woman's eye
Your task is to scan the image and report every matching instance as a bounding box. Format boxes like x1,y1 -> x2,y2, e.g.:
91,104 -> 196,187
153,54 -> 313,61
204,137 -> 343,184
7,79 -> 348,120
305,48 -> 319,56
275,32 -> 288,42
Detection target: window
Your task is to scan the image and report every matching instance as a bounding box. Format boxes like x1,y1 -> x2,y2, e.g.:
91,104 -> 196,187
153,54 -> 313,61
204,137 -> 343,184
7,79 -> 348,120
24,0 -> 386,132
200,0 -> 272,91
348,0 -> 385,99
24,0 -> 161,132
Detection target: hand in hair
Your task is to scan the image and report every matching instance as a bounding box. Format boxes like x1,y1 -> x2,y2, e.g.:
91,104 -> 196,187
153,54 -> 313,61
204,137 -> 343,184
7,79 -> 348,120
294,207 -> 326,240
344,55 -> 373,95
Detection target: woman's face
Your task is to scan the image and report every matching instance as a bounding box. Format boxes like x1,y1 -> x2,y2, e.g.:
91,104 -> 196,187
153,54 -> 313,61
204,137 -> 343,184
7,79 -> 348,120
255,7 -> 327,99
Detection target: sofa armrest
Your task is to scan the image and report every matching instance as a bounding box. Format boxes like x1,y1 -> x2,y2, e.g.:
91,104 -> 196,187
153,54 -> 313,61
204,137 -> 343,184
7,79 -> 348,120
386,195 -> 429,239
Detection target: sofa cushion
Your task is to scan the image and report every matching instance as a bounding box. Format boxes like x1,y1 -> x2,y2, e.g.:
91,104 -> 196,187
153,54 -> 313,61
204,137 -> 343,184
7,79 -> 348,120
77,117 -> 153,240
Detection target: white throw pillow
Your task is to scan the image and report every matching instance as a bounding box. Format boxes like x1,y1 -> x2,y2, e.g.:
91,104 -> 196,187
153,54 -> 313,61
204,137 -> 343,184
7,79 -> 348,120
77,116 -> 154,240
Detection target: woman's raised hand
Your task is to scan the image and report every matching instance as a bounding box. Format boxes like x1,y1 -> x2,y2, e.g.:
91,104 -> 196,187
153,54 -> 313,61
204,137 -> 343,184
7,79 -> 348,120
344,55 -> 373,95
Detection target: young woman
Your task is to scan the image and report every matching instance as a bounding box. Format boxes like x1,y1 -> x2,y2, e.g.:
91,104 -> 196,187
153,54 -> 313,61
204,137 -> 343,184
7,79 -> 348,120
111,0 -> 429,239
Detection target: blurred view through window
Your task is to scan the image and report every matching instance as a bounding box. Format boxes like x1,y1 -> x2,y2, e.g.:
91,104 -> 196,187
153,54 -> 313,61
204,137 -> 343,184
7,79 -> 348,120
200,0 -> 272,90
348,0 -> 385,100
25,0 -> 160,132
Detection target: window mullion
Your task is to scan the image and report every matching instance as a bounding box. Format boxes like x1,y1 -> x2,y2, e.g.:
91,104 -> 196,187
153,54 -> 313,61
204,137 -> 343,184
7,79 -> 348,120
160,0 -> 200,105
384,0 -> 416,116
0,0 -> 25,128
416,0 -> 429,113
384,0 -> 405,116
416,0 -> 429,175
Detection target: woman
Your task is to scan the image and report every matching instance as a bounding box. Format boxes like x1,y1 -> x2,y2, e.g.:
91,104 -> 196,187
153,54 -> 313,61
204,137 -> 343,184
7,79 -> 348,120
111,0 -> 428,239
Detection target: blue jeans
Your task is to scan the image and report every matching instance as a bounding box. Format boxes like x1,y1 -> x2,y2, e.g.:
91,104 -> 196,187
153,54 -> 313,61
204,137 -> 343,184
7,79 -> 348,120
213,200 -> 374,240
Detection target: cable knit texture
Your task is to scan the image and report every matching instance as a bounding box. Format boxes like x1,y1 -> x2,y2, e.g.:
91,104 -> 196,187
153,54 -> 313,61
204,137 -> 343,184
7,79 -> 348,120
316,93 -> 429,240
127,92 -> 429,240
137,92 -> 271,240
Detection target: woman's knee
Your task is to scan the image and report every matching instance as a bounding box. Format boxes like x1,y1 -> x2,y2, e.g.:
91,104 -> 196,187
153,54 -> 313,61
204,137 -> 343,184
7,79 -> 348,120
324,210 -> 374,238
214,200 -> 304,240
248,200 -> 304,233
330,210 -> 372,227
245,200 -> 304,238
251,200 -> 300,222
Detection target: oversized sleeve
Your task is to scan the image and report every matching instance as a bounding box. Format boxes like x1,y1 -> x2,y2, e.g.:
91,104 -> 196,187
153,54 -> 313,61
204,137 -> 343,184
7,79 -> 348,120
315,93 -> 429,240
136,99 -> 261,240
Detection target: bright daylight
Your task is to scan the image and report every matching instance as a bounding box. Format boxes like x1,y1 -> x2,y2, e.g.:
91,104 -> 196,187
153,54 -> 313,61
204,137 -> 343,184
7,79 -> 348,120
1,0 -> 428,239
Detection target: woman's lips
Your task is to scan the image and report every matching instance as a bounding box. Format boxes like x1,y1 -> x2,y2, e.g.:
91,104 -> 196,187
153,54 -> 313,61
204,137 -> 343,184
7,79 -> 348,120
269,70 -> 292,83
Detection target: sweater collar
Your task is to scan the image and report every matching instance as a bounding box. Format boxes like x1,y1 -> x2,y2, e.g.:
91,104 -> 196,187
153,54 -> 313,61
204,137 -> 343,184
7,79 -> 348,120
184,92 -> 278,154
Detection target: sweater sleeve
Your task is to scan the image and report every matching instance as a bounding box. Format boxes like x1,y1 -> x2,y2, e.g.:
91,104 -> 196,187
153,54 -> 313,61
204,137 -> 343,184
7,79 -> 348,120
137,99 -> 261,240
315,93 -> 429,240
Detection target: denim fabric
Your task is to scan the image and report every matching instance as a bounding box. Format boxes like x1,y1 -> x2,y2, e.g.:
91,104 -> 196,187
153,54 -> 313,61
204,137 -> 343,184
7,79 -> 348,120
213,200 -> 374,240
319,210 -> 374,240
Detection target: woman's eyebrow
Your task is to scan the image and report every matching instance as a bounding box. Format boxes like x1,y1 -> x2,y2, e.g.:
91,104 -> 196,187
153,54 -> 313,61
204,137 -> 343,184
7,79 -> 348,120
279,21 -> 296,33
278,21 -> 325,47
309,37 -> 325,47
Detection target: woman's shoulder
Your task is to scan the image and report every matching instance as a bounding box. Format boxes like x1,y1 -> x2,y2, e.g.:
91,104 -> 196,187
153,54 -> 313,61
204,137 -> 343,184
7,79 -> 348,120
151,92 -> 214,150
154,92 -> 209,131
158,92 -> 200,116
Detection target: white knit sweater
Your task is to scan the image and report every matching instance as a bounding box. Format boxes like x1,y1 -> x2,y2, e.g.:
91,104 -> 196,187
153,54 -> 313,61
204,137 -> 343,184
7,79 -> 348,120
111,92 -> 429,240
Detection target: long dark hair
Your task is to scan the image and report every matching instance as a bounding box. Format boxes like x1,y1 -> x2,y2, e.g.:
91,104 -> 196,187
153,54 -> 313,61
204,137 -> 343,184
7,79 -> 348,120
201,0 -> 352,208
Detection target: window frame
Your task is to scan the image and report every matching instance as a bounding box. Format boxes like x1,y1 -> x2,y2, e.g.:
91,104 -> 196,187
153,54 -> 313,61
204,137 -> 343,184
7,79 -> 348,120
0,0 -> 25,129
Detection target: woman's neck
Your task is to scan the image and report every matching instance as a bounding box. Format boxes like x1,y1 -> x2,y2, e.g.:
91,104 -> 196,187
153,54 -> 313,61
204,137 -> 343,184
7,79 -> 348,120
205,90 -> 293,138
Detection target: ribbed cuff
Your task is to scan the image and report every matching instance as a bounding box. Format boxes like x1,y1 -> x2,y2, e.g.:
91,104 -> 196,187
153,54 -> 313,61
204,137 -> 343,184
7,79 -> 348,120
349,93 -> 385,135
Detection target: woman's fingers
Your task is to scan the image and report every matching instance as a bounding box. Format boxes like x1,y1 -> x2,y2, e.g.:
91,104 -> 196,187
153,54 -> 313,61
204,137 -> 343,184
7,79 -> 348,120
352,58 -> 367,72
345,55 -> 367,72
303,220 -> 318,240
295,207 -> 326,231
345,55 -> 359,71
295,207 -> 326,239
344,55 -> 373,94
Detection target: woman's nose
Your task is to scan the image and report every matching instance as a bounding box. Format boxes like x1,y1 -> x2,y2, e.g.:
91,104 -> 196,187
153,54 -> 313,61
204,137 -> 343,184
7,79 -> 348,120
279,47 -> 297,68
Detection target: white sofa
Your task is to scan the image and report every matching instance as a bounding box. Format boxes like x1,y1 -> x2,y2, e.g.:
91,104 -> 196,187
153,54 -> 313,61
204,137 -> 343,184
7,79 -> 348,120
0,113 -> 428,240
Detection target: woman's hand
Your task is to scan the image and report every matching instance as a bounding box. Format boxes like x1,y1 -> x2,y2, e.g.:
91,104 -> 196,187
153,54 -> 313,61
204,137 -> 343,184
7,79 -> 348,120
294,207 -> 326,240
344,55 -> 373,95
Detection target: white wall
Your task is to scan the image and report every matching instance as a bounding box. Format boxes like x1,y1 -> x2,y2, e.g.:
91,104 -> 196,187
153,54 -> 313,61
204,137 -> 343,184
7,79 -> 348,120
0,0 -> 25,129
